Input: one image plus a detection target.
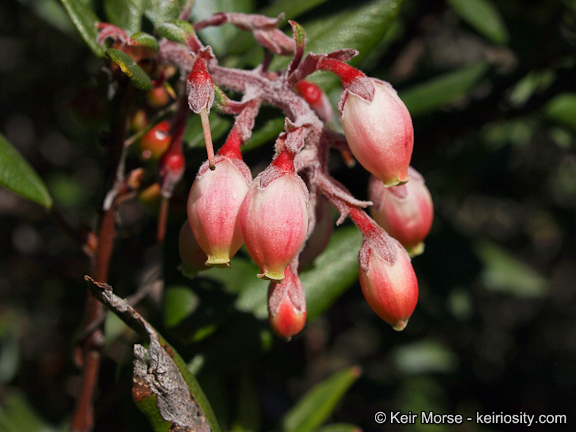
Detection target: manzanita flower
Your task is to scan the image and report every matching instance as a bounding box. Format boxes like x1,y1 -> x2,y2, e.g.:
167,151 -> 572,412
339,79 -> 414,187
369,167 -> 433,256
239,149 -> 309,281
350,207 -> 418,331
187,153 -> 251,267
268,264 -> 307,340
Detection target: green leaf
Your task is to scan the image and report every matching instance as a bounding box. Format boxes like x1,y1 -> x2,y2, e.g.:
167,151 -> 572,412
192,0 -> 254,56
475,240 -> 548,297
105,48 -> 154,90
104,0 -> 145,34
282,366 -> 361,432
392,339 -> 458,374
446,0 -> 509,44
144,0 -> 186,27
543,93 -> 576,132
184,111 -> 232,148
155,20 -> 195,44
302,226 -> 362,320
163,285 -> 200,328
59,0 -> 105,57
0,133 -> 52,209
273,0 -> 403,91
400,61 -> 489,117
0,390 -> 59,432
131,32 -> 160,50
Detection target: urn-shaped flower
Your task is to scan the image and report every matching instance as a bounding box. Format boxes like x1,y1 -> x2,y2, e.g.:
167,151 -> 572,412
358,232 -> 418,331
239,150 -> 309,281
187,155 -> 251,267
369,167 -> 433,256
340,79 -> 414,186
268,264 -> 307,340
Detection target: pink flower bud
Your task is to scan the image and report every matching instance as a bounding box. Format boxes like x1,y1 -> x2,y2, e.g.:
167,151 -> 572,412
369,167 -> 433,256
187,155 -> 251,267
178,221 -> 209,277
186,57 -> 214,114
268,264 -> 306,340
239,150 -> 309,281
359,235 -> 418,331
340,79 -> 414,187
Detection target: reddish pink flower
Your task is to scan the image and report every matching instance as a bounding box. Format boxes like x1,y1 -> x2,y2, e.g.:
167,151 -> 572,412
369,167 -> 433,256
268,264 -> 306,340
340,79 -> 414,186
239,150 -> 309,281
359,236 -> 418,331
295,80 -> 333,123
187,155 -> 251,267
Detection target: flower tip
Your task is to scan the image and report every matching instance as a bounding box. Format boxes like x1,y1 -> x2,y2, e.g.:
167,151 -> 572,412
205,258 -> 231,268
392,318 -> 409,331
258,269 -> 285,281
269,302 -> 306,340
407,242 -> 425,257
383,174 -> 410,188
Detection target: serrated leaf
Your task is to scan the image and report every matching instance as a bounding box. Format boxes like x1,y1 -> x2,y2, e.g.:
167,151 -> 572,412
400,61 -> 489,117
302,226 -> 362,320
105,0 -> 145,34
447,0 -> 509,44
59,0 -> 105,57
543,93 -> 576,132
282,367 -> 361,432
105,48 -> 154,90
0,133 -> 52,209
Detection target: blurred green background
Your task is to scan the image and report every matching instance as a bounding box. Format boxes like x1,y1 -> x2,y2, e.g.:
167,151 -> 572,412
1,0 -> 575,431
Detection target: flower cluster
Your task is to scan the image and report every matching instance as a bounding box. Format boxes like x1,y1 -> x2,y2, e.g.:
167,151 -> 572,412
100,13 -> 434,339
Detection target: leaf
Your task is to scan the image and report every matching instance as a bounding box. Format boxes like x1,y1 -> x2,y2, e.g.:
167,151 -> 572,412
131,32 -> 160,50
144,0 -> 185,27
105,48 -> 154,90
282,366 -> 361,432
392,339 -> 458,374
104,0 -> 145,34
0,133 -> 52,209
0,390 -> 59,432
86,277 -> 221,432
543,93 -> 576,132
272,0 -> 403,91
302,226 -> 362,320
184,111 -> 232,149
163,285 -> 200,328
155,20 -> 195,44
474,240 -> 548,297
399,61 -> 489,117
447,0 -> 509,44
59,0 -> 105,57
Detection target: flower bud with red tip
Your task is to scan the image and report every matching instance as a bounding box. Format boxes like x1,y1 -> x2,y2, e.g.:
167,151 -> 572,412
350,207 -> 418,331
239,149 -> 309,281
186,57 -> 214,114
369,167 -> 433,256
268,264 -> 307,340
187,132 -> 251,267
339,79 -> 414,187
295,80 -> 333,123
